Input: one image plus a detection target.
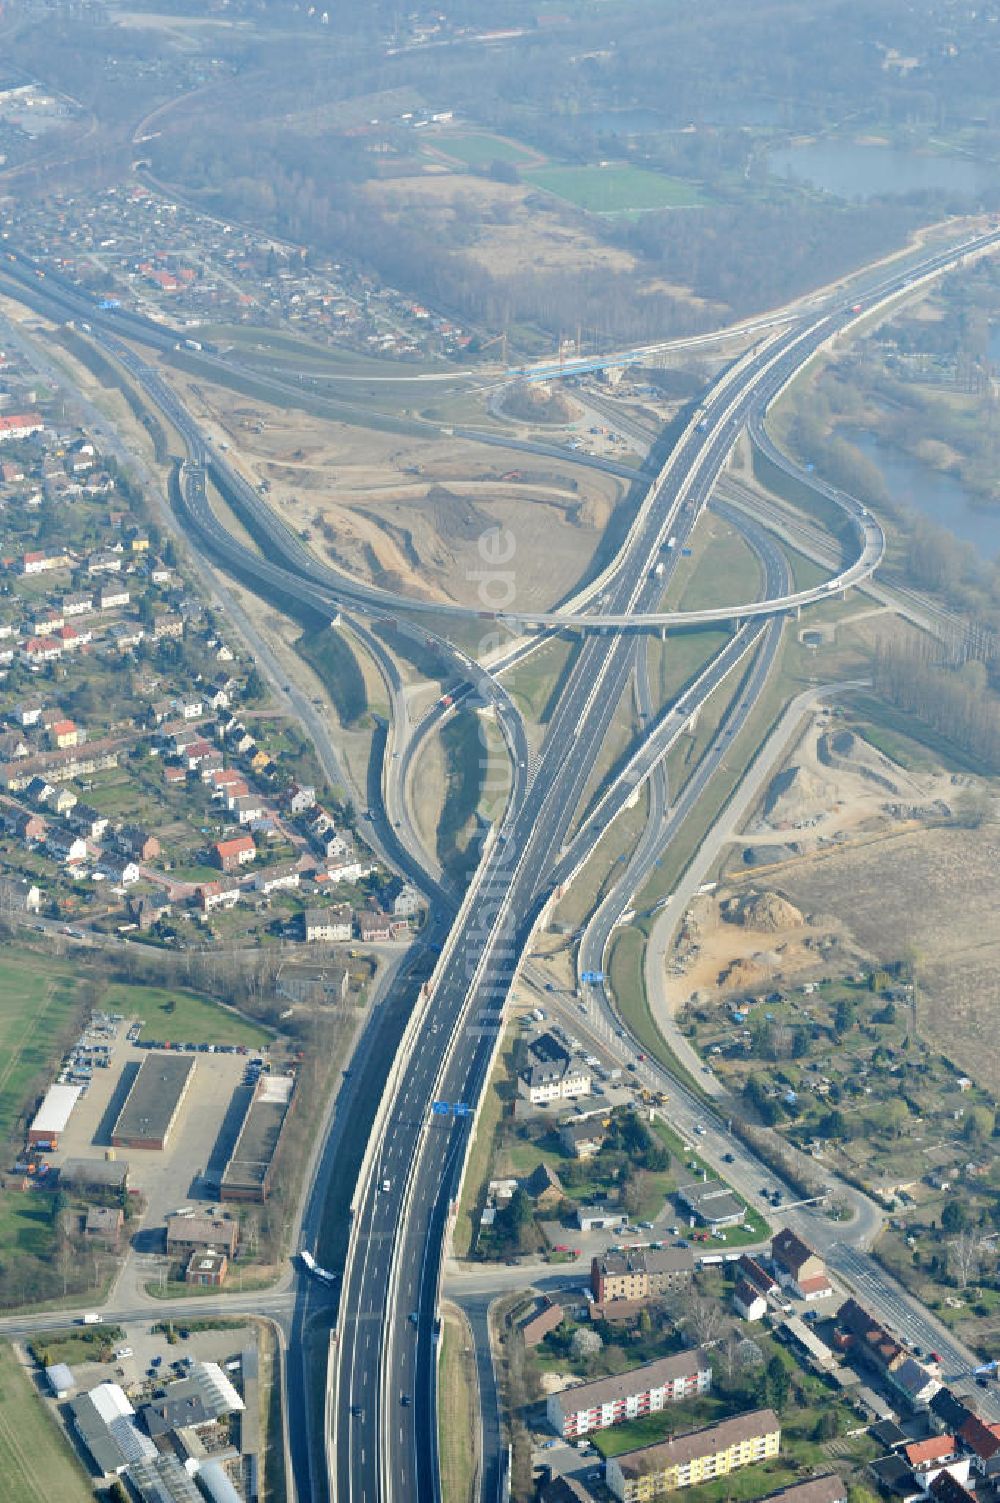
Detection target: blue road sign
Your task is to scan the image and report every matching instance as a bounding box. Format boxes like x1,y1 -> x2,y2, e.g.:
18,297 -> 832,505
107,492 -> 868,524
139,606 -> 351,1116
452,1102 -> 472,1117
431,1101 -> 450,1115
581,970 -> 605,984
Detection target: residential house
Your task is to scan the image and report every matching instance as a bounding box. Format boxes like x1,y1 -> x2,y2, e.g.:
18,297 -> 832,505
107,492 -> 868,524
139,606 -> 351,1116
518,1032 -> 591,1105
288,783 -> 316,814
605,1409 -> 781,1503
5,808 -> 46,842
97,585 -> 129,610
185,1249 -> 228,1288
165,1214 -> 238,1259
300,901 -> 350,937
733,1279 -> 768,1322
559,1117 -> 607,1159
521,1162 -> 564,1212
71,805 -> 109,840
0,875 -> 41,913
548,1349 -> 712,1439
152,613 -> 183,640
358,908 -> 394,943
300,904 -> 353,943
958,1416 -> 1000,1479
837,1299 -> 941,1411
20,635 -> 63,665
391,882 -> 423,918
770,1229 -> 833,1300
48,718 -> 82,749
231,794 -> 265,826
116,826 -> 161,862
214,834 -> 256,872
520,1299 -> 565,1349
252,862 -> 300,895
87,549 -> 123,575
128,892 -> 172,931
198,881 -> 242,913
47,829 -> 88,864
106,622 -> 144,652
20,548 -> 71,575
591,1246 -> 695,1303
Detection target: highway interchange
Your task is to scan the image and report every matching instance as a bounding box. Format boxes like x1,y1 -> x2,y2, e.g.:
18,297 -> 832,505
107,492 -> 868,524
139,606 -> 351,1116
1,223 -> 999,1502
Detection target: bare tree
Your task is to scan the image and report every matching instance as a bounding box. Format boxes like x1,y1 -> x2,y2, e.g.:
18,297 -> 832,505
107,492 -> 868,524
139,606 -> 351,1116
684,1293 -> 724,1348
949,1231 -> 986,1290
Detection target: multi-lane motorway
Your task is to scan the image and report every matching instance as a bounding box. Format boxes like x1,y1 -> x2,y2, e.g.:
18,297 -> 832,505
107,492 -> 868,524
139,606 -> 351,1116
2,223 -> 999,1501
334,224 -> 1000,1503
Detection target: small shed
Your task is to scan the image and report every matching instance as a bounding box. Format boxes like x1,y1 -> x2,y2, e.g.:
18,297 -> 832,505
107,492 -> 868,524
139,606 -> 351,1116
46,1362 -> 75,1398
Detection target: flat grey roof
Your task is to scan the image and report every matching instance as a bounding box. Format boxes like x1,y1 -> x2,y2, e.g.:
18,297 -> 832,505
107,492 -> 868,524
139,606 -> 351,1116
221,1091 -> 291,1193
112,1053 -> 196,1145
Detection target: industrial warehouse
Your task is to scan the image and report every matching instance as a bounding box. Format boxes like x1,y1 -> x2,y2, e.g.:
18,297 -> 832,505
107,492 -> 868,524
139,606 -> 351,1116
219,1073 -> 295,1202
27,1082 -> 83,1148
111,1053 -> 197,1150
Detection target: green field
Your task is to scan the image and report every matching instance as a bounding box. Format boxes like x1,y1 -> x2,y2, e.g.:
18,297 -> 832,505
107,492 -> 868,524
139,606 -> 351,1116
435,131 -> 538,168
103,982 -> 270,1047
0,953 -> 81,1143
524,164 -> 705,214
0,1343 -> 93,1503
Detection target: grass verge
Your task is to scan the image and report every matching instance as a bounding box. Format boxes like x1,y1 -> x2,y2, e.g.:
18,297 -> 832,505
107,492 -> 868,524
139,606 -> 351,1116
296,625 -> 369,728
438,1306 -> 479,1503
0,1343 -> 93,1503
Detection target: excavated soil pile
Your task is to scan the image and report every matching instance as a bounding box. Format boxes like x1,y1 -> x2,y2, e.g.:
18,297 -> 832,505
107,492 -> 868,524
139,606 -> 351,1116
721,890 -> 804,932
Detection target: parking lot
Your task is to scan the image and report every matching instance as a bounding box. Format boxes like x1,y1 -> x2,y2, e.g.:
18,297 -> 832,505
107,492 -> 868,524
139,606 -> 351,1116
51,1018 -> 265,1243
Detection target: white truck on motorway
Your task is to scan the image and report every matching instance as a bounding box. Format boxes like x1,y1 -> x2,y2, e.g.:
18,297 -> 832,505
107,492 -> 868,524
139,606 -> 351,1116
81,1312 -> 103,1325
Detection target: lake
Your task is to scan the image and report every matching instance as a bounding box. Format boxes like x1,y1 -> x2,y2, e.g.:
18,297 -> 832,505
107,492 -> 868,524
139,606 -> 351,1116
767,140 -> 997,201
842,426 -> 1000,558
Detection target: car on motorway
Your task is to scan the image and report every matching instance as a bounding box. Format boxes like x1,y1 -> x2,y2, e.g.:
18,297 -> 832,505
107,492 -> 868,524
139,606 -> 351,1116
400,1393 -> 410,1406
382,1177 -> 391,1192
351,1405 -> 364,1418
408,1311 -> 418,1326
722,1152 -> 735,1163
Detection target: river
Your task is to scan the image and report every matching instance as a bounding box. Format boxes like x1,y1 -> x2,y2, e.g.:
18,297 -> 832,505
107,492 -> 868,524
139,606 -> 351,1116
841,426 -> 1000,558
767,140 -> 998,201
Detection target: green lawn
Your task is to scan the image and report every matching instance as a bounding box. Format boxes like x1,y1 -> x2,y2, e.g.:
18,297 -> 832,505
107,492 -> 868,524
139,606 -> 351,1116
0,1344 -> 94,1503
593,1392 -> 731,1457
0,1193 -> 57,1264
0,952 -> 82,1143
28,1326 -> 125,1368
524,164 -> 705,214
435,131 -> 538,168
103,983 -> 270,1047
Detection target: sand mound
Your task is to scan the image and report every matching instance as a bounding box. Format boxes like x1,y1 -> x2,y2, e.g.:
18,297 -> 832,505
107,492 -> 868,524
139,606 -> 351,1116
718,956 -> 770,990
763,764 -> 836,826
503,381 -> 579,425
721,890 -> 804,932
817,729 -> 903,794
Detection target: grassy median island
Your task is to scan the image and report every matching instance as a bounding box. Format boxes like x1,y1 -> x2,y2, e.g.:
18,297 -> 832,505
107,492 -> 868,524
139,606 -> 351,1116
0,1343 -> 93,1503
438,1306 -> 479,1503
